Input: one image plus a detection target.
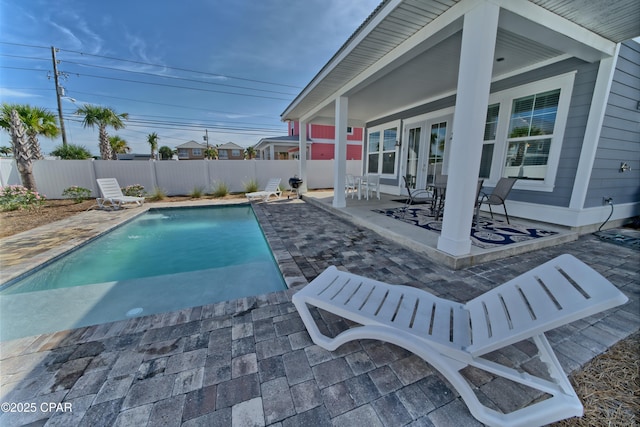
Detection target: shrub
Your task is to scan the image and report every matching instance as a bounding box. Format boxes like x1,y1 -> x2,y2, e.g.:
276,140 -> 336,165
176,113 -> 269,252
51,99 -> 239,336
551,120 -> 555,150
122,184 -> 145,197
50,144 -> 92,159
147,187 -> 166,201
190,186 -> 204,198
62,186 -> 91,203
0,185 -> 46,211
243,179 -> 259,193
210,181 -> 229,198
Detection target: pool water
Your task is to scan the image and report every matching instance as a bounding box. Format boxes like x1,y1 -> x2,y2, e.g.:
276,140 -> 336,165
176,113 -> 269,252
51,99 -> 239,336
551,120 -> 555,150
0,205 -> 286,341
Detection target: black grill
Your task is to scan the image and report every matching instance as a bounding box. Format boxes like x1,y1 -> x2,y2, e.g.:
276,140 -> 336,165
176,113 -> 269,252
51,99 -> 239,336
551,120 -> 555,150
288,177 -> 303,199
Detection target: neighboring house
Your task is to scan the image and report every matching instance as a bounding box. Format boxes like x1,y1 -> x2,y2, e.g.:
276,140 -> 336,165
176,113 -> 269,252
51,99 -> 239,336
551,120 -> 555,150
116,153 -> 153,160
217,142 -> 245,160
254,121 -> 363,160
281,0 -> 640,257
176,141 -> 206,160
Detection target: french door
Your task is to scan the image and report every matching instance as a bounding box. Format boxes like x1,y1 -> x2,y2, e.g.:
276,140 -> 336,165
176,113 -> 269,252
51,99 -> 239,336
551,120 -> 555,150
403,114 -> 452,192
404,122 -> 428,191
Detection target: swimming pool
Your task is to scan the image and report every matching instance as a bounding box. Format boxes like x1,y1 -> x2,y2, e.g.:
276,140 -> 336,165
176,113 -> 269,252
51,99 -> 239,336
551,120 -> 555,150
0,205 -> 286,341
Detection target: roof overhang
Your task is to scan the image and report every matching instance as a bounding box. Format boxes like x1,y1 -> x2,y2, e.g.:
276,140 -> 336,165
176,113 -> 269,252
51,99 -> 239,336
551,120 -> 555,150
281,0 -> 639,125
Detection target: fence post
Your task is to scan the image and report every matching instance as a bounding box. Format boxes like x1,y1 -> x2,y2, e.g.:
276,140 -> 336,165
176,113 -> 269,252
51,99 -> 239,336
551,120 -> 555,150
90,159 -> 99,195
150,160 -> 158,192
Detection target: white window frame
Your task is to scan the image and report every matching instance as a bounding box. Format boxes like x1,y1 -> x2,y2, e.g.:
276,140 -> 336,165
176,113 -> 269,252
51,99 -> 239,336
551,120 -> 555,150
366,120 -> 401,177
486,72 -> 576,191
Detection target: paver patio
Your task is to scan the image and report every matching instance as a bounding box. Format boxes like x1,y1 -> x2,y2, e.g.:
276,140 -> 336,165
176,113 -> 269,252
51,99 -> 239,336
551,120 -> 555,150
0,198 -> 637,426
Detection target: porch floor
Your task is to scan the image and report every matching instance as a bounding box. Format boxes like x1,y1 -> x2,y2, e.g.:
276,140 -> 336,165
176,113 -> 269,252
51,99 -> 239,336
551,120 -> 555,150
302,190 -> 578,269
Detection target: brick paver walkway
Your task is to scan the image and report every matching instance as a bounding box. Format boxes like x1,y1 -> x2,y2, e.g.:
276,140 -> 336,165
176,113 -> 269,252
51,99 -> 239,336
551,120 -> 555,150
1,198 -> 637,426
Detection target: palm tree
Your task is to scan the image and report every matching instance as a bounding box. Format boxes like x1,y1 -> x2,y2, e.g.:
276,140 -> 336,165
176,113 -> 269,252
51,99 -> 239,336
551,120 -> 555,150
0,146 -> 12,156
0,104 -> 60,190
158,145 -> 174,160
75,105 -> 128,160
109,135 -> 130,159
147,132 -> 159,159
244,146 -> 256,159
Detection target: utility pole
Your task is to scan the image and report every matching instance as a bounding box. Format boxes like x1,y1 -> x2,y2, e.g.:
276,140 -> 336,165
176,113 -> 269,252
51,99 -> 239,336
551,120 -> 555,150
51,46 -> 68,146
203,129 -> 209,148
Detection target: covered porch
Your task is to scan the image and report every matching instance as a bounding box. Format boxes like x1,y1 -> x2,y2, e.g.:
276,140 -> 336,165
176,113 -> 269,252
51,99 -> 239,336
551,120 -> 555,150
302,189 -> 577,269
282,0 -> 639,259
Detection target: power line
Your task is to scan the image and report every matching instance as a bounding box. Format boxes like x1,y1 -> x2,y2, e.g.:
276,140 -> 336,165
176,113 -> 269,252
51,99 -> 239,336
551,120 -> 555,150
59,60 -> 298,96
57,47 -> 302,89
61,71 -> 293,101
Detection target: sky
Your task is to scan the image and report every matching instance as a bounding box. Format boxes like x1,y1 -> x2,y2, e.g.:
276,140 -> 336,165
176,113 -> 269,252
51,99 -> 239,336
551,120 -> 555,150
0,0 -> 381,156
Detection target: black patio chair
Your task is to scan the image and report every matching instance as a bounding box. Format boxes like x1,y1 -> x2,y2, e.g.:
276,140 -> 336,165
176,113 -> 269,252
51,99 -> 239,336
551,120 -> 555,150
477,177 -> 517,224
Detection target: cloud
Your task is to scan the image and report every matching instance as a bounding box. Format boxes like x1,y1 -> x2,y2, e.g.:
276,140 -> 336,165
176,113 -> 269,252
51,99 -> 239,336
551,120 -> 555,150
0,88 -> 42,99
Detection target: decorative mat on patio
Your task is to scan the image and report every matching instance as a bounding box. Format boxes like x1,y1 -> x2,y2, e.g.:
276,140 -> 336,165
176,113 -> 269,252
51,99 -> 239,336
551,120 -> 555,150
373,206 -> 559,248
595,229 -> 640,251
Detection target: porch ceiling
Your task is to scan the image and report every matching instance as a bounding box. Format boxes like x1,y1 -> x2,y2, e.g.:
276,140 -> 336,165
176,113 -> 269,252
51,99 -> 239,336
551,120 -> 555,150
281,0 -> 640,125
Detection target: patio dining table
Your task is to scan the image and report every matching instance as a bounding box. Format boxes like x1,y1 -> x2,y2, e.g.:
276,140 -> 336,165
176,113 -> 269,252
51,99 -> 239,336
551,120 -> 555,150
354,175 -> 380,200
429,178 -> 484,222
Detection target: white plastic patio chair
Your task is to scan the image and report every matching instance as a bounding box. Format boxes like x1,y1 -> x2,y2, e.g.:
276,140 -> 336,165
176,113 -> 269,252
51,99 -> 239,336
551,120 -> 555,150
292,254 -> 628,427
362,174 -> 380,200
245,178 -> 282,202
345,174 -> 357,199
96,178 -> 145,210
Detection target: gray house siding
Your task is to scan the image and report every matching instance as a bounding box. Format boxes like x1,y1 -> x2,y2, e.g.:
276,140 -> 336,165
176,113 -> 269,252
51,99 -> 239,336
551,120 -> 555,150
585,41 -> 640,208
365,58 -> 599,208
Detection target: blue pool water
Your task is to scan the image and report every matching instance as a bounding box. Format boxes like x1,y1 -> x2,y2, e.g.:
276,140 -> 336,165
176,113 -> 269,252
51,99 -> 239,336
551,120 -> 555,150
0,205 -> 286,341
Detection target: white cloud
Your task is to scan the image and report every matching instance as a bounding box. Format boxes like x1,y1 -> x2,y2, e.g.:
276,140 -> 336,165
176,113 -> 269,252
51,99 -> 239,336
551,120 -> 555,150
0,88 -> 41,99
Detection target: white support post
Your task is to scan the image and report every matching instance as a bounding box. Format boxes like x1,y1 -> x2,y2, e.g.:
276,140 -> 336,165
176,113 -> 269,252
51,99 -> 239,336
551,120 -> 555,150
333,96 -> 348,208
437,2 -> 499,256
298,121 -> 308,193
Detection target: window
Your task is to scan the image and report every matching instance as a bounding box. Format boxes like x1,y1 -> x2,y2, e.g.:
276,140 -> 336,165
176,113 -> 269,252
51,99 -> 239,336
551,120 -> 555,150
503,89 -> 560,180
232,149 -> 241,157
192,149 -> 202,156
478,72 -> 574,191
479,104 -> 499,178
178,149 -> 188,158
218,150 -> 228,159
367,124 -> 398,175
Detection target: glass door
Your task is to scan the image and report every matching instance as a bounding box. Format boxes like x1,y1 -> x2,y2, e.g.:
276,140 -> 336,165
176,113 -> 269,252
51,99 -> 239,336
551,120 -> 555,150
426,115 -> 452,186
403,122 -> 429,192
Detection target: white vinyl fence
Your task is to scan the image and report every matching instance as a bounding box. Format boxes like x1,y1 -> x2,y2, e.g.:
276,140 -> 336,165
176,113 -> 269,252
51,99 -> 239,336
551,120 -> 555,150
0,159 -> 363,199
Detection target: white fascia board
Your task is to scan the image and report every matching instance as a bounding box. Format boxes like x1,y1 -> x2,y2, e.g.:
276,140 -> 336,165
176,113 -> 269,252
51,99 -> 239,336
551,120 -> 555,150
301,0 -> 474,124
496,0 -> 616,60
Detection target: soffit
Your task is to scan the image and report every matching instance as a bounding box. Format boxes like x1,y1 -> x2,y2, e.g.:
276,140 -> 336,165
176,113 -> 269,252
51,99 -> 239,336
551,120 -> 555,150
529,0 -> 640,42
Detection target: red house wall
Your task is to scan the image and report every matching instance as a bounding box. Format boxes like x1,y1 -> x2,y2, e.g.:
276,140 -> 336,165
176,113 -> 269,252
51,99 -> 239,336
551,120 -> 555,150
310,143 -> 362,160
309,124 -> 363,142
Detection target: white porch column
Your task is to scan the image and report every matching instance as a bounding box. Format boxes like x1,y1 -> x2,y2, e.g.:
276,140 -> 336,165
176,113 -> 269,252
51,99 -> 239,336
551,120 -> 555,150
298,121 -> 308,193
333,96 -> 348,208
437,2 -> 499,256
269,145 -> 275,160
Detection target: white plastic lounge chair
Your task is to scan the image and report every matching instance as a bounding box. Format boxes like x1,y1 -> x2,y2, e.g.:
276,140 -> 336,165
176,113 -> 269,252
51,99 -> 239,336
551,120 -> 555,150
246,178 -> 282,202
96,178 -> 145,210
292,254 -> 628,427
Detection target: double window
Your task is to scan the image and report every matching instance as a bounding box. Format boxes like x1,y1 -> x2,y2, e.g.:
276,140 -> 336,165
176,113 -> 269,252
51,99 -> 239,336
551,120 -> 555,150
480,73 -> 574,190
367,124 -> 398,175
